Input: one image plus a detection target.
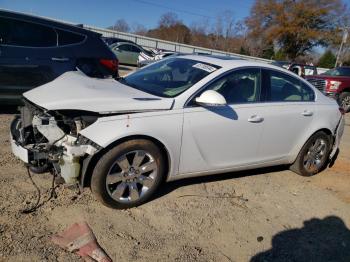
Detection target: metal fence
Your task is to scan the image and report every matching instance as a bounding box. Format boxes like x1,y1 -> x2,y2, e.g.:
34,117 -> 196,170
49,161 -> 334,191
83,25 -> 273,63
83,25 -> 329,73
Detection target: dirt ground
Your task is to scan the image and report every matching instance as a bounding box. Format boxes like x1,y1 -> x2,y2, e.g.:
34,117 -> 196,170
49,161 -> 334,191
0,110 -> 350,262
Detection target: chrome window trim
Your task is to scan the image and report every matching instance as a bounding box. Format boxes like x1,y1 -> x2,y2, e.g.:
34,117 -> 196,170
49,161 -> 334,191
184,66 -> 316,108
184,66 -> 263,108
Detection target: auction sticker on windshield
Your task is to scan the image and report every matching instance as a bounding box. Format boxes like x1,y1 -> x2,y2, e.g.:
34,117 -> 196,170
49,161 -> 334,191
192,63 -> 217,73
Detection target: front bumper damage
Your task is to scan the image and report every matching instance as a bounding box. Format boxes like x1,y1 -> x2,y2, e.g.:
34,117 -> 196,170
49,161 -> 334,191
10,100 -> 101,184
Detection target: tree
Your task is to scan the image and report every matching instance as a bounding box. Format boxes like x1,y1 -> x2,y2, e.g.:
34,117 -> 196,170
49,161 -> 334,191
158,12 -> 179,28
110,19 -> 130,32
318,50 -> 336,68
148,13 -> 191,44
132,23 -> 147,36
245,0 -> 348,60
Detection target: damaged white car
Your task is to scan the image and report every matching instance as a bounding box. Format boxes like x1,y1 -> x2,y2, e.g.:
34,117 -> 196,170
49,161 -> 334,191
11,55 -> 345,209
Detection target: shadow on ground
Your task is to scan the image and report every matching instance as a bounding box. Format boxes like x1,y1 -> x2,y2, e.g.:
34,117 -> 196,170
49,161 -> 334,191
0,106 -> 19,114
154,165 -> 288,200
251,216 -> 350,262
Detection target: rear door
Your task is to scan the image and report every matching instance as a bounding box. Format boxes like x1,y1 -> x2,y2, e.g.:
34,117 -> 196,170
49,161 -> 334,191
115,44 -> 134,65
257,69 -> 316,162
0,15 -> 58,103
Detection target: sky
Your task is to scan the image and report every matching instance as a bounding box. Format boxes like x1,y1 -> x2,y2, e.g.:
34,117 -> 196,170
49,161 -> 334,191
0,0 -> 257,29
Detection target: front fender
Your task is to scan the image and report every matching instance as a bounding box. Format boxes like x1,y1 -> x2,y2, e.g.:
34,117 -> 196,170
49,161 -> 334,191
79,110 -> 184,180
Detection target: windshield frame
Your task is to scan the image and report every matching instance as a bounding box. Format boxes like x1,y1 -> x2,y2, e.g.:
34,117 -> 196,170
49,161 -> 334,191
121,57 -> 221,98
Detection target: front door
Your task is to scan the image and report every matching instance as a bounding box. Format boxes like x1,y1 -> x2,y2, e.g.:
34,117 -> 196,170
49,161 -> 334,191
179,68 -> 264,174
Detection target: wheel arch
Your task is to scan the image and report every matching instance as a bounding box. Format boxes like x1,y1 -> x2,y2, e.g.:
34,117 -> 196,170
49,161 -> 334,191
340,87 -> 350,93
290,127 -> 334,164
80,134 -> 172,188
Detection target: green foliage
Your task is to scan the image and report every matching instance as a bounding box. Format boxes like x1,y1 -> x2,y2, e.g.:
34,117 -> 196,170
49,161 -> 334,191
273,49 -> 287,61
246,0 -> 346,60
318,50 -> 336,68
239,46 -> 250,56
261,43 -> 275,59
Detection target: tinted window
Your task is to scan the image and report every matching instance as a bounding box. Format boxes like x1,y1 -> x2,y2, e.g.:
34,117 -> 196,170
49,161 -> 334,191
57,29 -> 85,46
200,68 -> 261,104
322,67 -> 350,77
122,58 -> 219,97
118,44 -> 132,51
264,70 -> 314,102
0,17 -> 57,47
130,45 -> 141,53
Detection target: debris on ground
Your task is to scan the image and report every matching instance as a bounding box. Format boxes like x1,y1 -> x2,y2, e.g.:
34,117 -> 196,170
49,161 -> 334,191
51,222 -> 112,262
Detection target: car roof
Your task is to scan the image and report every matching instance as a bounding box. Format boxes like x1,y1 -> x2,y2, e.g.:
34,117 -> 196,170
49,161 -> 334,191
0,9 -> 100,37
177,54 -> 286,71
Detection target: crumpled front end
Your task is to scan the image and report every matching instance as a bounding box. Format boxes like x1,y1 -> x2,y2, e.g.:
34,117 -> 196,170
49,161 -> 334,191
10,99 -> 102,184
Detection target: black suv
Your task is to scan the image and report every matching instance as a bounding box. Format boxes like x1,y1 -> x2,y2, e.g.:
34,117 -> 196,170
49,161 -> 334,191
0,10 -> 119,105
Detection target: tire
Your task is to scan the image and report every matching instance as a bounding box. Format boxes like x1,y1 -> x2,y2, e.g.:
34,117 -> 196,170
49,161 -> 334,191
91,139 -> 165,209
290,131 -> 332,177
338,92 -> 350,113
29,164 -> 49,174
29,161 -> 50,174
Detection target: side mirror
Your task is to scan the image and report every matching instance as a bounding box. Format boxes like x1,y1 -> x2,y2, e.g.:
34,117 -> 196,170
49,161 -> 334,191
195,90 -> 227,107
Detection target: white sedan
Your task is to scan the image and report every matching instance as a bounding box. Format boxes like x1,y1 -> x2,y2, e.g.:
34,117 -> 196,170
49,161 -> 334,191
11,55 -> 345,209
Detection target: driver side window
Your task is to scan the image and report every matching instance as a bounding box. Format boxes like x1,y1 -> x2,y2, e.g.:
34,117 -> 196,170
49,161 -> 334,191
195,68 -> 261,105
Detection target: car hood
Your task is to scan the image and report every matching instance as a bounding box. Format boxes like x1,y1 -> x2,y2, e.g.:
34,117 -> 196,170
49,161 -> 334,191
306,75 -> 350,81
23,71 -> 174,113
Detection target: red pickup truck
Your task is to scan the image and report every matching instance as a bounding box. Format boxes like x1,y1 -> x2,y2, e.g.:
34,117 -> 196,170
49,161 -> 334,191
306,67 -> 350,112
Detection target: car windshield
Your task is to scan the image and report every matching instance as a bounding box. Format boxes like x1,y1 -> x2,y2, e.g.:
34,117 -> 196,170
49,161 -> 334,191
322,67 -> 350,76
122,58 -> 220,97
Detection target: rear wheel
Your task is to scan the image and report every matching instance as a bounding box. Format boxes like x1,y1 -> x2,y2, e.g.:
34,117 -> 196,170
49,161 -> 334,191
290,132 -> 331,176
91,139 -> 165,209
338,91 -> 350,113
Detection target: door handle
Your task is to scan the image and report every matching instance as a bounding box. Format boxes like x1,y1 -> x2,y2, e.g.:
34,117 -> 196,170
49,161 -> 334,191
248,115 -> 264,123
51,57 -> 69,62
301,110 -> 313,116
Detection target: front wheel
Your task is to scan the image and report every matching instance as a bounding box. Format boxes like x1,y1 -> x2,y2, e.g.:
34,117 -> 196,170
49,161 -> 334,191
91,139 -> 165,209
290,132 -> 332,176
338,92 -> 350,113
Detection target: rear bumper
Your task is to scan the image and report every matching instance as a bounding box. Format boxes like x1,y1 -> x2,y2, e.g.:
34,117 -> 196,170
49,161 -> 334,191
330,115 -> 345,159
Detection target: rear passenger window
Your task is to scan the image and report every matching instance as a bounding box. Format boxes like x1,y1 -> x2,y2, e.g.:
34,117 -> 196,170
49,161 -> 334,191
118,44 -> 131,51
264,70 -> 314,102
130,45 -> 141,53
57,29 -> 85,46
0,16 -> 57,47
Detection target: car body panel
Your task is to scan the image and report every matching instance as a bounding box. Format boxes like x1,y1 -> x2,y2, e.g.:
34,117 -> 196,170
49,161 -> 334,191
10,55 -> 344,185
110,42 -> 144,66
80,110 -> 184,177
180,104 -> 263,174
23,71 -> 174,112
255,102 -> 316,161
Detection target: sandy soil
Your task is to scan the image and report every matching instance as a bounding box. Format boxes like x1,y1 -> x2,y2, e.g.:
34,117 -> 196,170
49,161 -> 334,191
0,111 -> 350,262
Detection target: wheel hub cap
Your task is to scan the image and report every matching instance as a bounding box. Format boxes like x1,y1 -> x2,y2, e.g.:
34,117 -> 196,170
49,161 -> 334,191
303,138 -> 327,173
106,150 -> 158,203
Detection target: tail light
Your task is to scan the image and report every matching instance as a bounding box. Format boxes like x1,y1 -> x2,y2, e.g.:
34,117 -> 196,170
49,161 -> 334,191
99,58 -> 119,73
339,107 -> 346,115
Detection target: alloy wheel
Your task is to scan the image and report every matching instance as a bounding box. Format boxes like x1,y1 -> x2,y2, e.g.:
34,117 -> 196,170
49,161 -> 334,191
340,95 -> 350,112
106,150 -> 158,203
303,138 -> 327,173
